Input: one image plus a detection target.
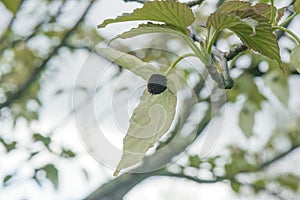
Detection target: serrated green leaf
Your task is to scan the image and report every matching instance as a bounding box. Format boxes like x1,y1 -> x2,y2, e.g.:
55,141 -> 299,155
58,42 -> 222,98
207,1 -> 281,65
98,1 -> 195,33
294,0 -> 300,13
239,101 -> 257,137
253,3 -> 284,24
1,0 -> 21,15
97,47 -> 159,81
113,23 -> 182,40
290,45 -> 300,73
114,89 -> 177,176
264,70 -> 289,107
43,164 -> 59,189
213,1 -> 251,13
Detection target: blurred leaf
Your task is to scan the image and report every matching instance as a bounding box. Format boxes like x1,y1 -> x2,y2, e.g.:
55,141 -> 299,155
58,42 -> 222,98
207,1 -> 281,65
239,101 -> 257,137
3,175 -> 12,185
264,70 -> 289,107
231,180 -> 241,193
114,89 -> 177,176
253,179 -> 266,193
276,173 -> 300,192
98,1 -> 195,33
42,164 -> 59,189
1,0 -> 21,15
227,73 -> 266,109
33,133 -> 51,149
28,151 -> 39,160
61,149 -> 76,158
290,45 -> 300,73
0,138 -> 17,153
189,155 -> 202,168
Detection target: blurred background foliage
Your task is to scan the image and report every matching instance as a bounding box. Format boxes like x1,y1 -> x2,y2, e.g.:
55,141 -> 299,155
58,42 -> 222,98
1,0 -> 300,199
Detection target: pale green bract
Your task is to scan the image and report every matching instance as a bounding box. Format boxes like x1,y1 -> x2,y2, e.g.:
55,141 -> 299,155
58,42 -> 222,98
114,89 -> 177,176
97,47 -> 179,175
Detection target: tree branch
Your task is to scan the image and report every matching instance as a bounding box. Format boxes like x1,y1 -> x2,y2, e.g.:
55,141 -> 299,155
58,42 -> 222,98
0,0 -> 97,111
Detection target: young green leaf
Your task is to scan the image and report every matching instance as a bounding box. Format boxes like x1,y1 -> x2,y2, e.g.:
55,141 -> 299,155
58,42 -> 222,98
98,1 -> 195,34
264,70 -> 289,107
114,89 -> 177,176
239,101 -> 257,137
1,0 -> 22,15
42,164 -> 59,189
207,2 -> 281,66
290,45 -> 300,73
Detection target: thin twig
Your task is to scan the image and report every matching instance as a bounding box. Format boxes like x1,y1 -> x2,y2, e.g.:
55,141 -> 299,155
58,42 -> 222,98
0,1 -> 98,110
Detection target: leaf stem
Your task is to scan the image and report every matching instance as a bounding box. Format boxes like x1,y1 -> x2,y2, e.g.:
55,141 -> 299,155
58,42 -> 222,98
181,34 -> 211,65
165,53 -> 197,75
273,26 -> 300,44
279,12 -> 299,27
207,30 -> 218,54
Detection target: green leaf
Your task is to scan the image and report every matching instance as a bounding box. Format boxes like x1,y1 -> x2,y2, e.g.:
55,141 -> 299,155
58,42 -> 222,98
253,3 -> 284,24
276,173 -> 300,192
1,0 -> 21,15
294,0 -> 300,13
33,133 -> 51,148
3,175 -> 12,185
98,1 -> 195,33
207,2 -> 281,65
290,45 -> 300,73
61,149 -> 76,158
113,23 -> 183,40
114,89 -> 177,176
189,155 -> 202,168
253,179 -> 266,193
97,47 -> 159,81
230,180 -> 241,193
42,164 -> 59,189
239,101 -> 257,137
227,73 -> 266,109
264,70 -> 289,107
